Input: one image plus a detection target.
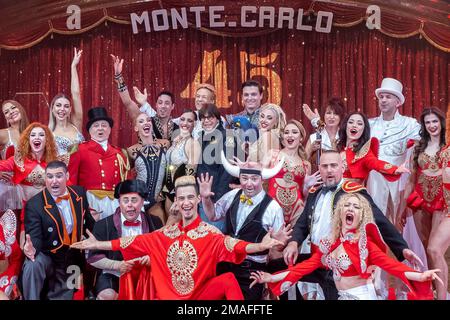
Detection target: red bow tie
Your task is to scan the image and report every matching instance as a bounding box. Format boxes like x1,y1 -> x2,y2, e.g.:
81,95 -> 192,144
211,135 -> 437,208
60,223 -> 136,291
55,194 -> 70,203
123,220 -> 141,227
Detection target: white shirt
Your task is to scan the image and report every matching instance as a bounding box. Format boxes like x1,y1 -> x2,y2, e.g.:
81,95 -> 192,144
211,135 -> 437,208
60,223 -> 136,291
52,192 -> 73,235
309,128 -> 339,151
120,214 -> 143,237
214,188 -> 284,263
310,180 -> 344,246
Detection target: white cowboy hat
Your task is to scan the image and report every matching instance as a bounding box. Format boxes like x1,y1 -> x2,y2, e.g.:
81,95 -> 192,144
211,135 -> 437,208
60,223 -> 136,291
375,78 -> 405,105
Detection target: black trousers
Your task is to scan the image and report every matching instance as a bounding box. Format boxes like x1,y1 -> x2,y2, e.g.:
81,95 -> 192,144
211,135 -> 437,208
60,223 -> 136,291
267,254 -> 339,300
217,259 -> 266,300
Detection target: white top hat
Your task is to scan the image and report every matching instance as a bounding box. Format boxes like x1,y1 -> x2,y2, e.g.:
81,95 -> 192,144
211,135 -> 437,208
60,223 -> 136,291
375,78 -> 405,105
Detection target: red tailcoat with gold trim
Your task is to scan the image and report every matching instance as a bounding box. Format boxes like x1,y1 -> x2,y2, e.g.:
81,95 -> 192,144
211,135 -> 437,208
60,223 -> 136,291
111,216 -> 249,300
68,140 -> 129,192
343,137 -> 400,182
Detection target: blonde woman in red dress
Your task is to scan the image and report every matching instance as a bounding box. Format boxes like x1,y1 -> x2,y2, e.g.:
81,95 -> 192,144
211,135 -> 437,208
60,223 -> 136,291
265,120 -> 319,226
249,193 -> 440,300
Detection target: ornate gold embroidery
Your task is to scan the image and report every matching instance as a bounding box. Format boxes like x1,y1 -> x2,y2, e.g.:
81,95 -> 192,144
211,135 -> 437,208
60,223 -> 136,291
167,240 -> 198,295
341,151 -> 349,171
352,139 -> 371,163
120,236 -> 136,249
443,184 -> 450,209
439,147 -> 450,166
418,174 -> 441,202
224,236 -> 240,252
24,165 -> 46,187
162,224 -> 181,239
187,222 -> 221,240
275,185 -> 298,208
383,163 -> 393,170
0,210 -> 17,258
418,152 -> 441,173
281,157 -> 306,178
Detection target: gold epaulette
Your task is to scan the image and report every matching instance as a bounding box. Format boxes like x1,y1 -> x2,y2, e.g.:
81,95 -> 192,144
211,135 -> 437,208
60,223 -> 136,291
342,180 -> 366,193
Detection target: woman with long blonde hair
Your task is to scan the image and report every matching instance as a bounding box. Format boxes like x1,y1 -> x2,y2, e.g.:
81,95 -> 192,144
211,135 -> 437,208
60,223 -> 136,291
48,48 -> 84,156
250,193 -> 440,300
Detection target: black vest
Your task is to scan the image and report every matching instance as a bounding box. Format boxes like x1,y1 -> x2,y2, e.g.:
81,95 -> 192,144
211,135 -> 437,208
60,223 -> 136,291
225,190 -> 272,255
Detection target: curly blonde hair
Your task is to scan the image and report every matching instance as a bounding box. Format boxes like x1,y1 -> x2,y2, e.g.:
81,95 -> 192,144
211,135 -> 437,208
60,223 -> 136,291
18,122 -> 58,163
330,193 -> 374,243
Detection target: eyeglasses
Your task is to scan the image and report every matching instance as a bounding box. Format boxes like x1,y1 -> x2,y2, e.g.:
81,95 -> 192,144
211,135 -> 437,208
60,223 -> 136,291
200,115 -> 216,121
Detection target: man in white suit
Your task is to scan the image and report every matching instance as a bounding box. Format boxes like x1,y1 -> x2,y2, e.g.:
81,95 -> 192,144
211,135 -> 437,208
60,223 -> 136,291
367,77 -> 422,299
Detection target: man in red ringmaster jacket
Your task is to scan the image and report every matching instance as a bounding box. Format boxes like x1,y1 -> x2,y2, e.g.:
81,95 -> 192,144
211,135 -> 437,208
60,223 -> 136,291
68,107 -> 129,220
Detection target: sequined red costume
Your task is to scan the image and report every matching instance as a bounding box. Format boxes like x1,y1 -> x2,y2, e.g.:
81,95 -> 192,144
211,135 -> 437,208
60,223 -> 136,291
342,138 -> 400,183
268,223 -> 433,300
111,216 -> 248,300
0,210 -> 23,299
441,146 -> 450,217
408,147 -> 446,214
0,155 -> 46,188
0,155 -> 47,231
267,152 -> 308,224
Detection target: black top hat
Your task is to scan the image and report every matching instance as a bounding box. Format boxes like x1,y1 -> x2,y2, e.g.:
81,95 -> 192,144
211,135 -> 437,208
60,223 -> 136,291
114,179 -> 149,199
86,107 -> 114,131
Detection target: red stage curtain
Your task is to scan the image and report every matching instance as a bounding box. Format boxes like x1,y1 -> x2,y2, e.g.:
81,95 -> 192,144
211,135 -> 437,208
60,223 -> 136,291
0,23 -> 448,148
1,1 -> 449,52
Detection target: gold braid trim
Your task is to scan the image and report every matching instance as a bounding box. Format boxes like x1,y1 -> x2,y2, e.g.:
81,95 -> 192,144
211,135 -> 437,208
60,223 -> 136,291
443,185 -> 450,211
342,181 -> 366,193
352,139 -> 371,163
224,236 -> 241,252
120,236 -> 136,249
117,151 -> 130,181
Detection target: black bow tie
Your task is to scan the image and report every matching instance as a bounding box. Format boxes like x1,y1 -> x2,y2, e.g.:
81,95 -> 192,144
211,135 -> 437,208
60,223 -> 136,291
321,185 -> 338,193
